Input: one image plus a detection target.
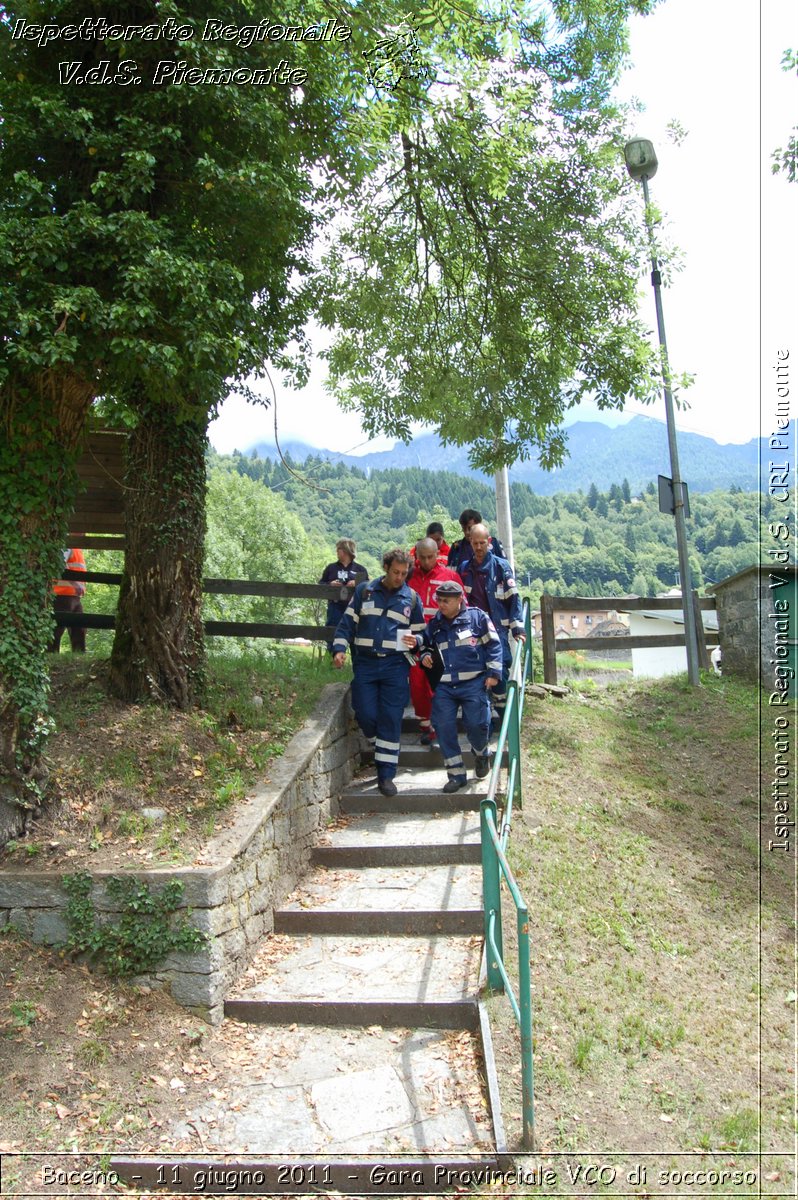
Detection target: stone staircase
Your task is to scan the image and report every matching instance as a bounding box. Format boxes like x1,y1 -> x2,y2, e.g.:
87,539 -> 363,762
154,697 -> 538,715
114,714 -> 508,1191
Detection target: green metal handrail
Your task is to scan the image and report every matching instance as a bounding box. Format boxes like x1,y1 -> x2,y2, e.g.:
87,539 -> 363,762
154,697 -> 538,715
481,600 -> 535,1149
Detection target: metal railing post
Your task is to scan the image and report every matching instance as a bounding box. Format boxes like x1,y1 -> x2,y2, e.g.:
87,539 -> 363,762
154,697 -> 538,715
480,602 -> 535,1135
517,904 -> 535,1149
480,799 -> 504,993
507,679 -> 522,809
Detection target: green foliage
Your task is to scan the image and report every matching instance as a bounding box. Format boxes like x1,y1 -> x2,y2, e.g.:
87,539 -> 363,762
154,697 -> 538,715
0,1 -> 336,406
209,449 -> 765,597
0,395 -> 80,808
772,49 -> 797,182
61,871 -> 205,978
8,999 -> 37,1029
204,464 -> 320,646
1,0 -> 664,807
406,506 -> 462,549
319,7 -> 665,472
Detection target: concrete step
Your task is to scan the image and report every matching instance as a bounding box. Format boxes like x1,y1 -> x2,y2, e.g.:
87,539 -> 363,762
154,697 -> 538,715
360,746 -> 505,770
224,998 -> 480,1029
274,909 -> 483,935
344,758 -> 496,816
322,809 -> 481,845
279,863 -> 482,914
313,843 -> 481,866
339,792 -> 485,814
228,932 -> 482,1006
401,714 -> 473,734
274,861 -> 483,935
313,808 -> 482,866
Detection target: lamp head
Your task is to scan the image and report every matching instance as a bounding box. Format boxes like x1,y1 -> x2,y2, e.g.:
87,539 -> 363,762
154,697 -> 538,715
624,138 -> 658,182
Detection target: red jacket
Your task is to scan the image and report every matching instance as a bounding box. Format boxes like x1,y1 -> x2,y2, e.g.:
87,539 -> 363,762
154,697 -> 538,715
407,560 -> 461,622
53,547 -> 86,597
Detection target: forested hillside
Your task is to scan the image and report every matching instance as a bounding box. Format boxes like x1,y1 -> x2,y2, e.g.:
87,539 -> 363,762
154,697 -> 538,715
210,449 -> 768,598
245,416 -> 765,496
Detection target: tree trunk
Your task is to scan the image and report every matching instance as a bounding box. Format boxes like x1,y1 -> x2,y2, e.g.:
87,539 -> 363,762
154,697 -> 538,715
0,373 -> 95,844
107,403 -> 207,708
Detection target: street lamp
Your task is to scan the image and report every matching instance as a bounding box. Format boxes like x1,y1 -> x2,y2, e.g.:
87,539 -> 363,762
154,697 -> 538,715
624,138 -> 702,686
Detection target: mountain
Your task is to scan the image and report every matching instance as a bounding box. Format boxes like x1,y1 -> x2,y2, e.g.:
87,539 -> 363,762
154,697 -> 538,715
246,414 -> 772,495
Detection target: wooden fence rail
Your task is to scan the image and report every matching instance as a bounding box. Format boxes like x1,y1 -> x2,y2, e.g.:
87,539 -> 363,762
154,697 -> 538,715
57,571 -> 354,642
539,593 -> 717,686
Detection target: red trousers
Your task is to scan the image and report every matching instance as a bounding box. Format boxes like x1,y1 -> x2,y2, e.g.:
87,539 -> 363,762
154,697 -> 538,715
409,663 -> 433,728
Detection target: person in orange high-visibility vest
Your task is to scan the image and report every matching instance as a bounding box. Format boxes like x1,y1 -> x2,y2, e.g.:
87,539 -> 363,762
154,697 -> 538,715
50,545 -> 87,653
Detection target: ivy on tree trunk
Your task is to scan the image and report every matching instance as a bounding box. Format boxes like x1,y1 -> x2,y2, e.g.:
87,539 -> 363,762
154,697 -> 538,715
108,403 -> 207,709
0,375 -> 94,839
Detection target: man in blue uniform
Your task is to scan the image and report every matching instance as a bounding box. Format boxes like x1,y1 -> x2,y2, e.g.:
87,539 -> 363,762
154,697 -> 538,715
420,580 -> 503,793
447,509 -> 505,572
458,524 -> 525,724
333,548 -> 426,796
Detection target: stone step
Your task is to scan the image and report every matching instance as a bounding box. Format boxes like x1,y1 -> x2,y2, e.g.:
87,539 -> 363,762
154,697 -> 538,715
315,809 -> 480,866
312,843 -> 481,867
112,1022 -> 496,1160
224,998 -> 480,1030
343,764 -> 490,808
360,747 -> 505,770
279,863 -> 482,913
401,714 -> 473,734
321,809 -> 482,846
339,793 -> 485,814
228,932 -> 483,1006
274,908 -> 483,936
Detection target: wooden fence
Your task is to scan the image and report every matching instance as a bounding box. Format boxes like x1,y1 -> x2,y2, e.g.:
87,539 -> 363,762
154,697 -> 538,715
69,429 -> 127,549
57,571 -> 358,641
538,593 -> 717,686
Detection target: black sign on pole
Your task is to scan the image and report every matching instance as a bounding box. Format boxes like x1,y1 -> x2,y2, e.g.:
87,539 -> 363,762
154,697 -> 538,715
658,474 -> 690,518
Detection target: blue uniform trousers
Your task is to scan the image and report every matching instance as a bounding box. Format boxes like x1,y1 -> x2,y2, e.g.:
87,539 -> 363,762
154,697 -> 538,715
325,600 -> 348,654
431,677 -> 491,783
351,654 -> 410,781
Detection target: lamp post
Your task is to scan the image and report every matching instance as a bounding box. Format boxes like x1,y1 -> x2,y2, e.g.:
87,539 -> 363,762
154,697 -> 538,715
624,138 -> 701,686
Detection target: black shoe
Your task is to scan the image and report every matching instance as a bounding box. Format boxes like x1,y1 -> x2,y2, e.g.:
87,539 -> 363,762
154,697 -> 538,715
474,753 -> 492,779
442,777 -> 467,794
378,778 -> 398,797
420,729 -> 437,746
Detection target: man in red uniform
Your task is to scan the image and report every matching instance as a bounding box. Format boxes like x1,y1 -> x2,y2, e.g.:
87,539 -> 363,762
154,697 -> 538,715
50,544 -> 87,653
407,538 -> 461,745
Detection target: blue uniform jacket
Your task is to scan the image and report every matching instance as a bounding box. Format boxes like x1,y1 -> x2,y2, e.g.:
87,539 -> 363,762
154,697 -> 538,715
448,535 -> 504,572
422,606 -> 503,684
333,578 -> 425,657
458,552 -> 524,640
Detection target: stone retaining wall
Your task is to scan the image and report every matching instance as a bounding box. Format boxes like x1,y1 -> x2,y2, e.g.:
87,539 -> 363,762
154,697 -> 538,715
710,565 -> 797,692
0,683 -> 359,1023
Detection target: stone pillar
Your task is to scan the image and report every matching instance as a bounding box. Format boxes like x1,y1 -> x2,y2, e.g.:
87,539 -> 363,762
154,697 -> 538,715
710,565 -> 797,694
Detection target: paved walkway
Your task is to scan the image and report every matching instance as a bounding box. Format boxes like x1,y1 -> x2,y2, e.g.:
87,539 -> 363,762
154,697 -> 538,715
182,727 -> 498,1161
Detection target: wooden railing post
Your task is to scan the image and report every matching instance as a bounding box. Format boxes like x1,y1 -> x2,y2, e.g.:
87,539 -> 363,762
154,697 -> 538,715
540,594 -> 557,685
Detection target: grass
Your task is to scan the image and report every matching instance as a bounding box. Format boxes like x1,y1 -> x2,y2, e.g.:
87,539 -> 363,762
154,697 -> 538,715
6,644 -> 340,870
487,671 -> 793,1184
8,1000 -> 37,1029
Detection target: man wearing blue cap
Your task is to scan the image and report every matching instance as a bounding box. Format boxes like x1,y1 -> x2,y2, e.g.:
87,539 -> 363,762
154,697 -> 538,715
419,579 -> 503,793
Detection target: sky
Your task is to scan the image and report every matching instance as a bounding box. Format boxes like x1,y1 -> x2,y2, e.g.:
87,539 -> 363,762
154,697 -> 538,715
208,0 -> 797,458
